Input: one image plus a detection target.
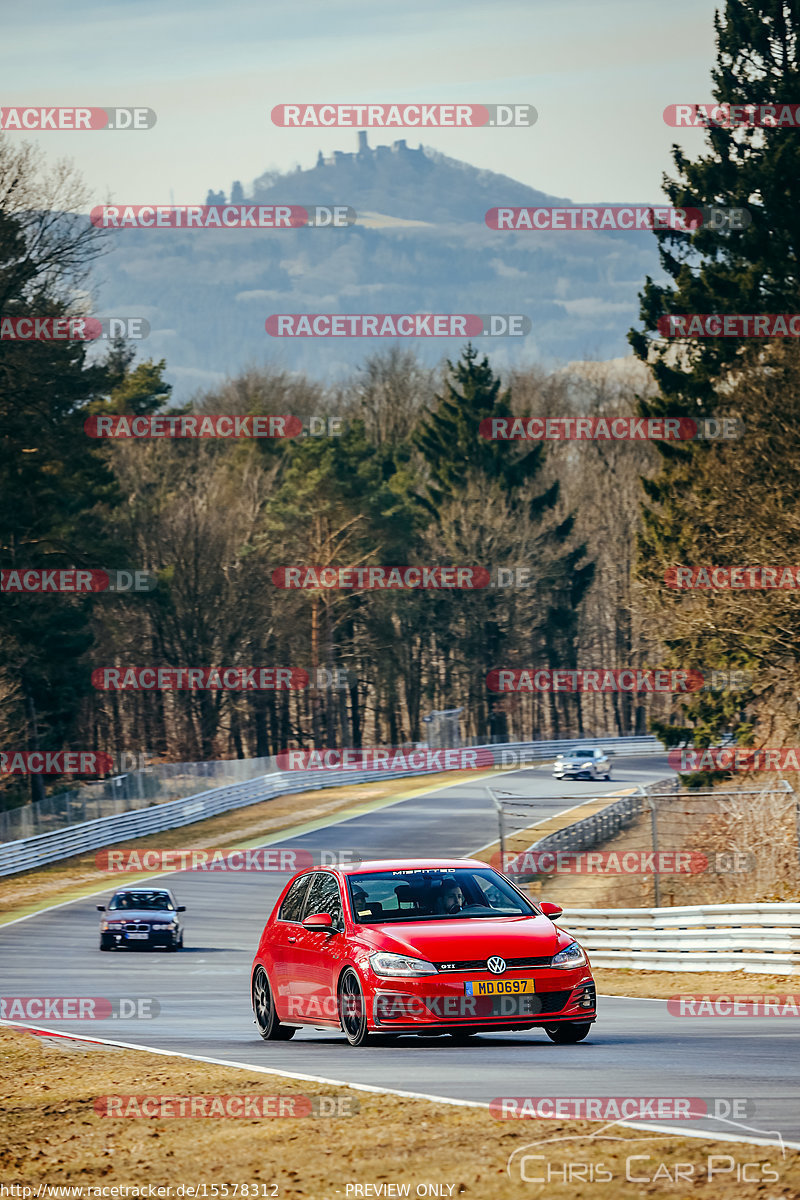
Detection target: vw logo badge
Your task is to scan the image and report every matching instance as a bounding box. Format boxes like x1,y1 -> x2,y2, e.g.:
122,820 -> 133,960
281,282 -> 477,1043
487,956 -> 506,975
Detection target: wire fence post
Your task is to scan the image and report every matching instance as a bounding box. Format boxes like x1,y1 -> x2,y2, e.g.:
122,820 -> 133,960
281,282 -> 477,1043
648,795 -> 661,907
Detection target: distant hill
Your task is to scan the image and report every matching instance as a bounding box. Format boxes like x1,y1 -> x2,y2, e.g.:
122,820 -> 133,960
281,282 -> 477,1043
92,133 -> 664,400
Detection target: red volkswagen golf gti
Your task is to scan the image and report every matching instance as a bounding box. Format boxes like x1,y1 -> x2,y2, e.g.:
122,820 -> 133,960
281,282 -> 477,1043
250,858 -> 596,1046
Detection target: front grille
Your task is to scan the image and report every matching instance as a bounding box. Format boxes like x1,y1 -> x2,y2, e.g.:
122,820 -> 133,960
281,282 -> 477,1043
537,989 -> 573,1014
434,956 -> 552,972
124,923 -> 149,933
431,989 -> 572,1018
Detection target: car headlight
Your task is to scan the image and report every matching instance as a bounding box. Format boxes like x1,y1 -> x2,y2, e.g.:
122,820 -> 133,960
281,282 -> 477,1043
581,761 -> 592,769
369,952 -> 438,977
551,941 -> 587,968
152,922 -> 176,930
107,922 -> 125,929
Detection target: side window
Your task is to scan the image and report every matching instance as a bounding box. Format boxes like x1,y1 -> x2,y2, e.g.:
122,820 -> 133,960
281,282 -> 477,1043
302,872 -> 343,927
278,875 -> 312,923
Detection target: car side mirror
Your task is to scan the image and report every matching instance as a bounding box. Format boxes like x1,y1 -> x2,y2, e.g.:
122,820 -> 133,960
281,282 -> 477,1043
96,905 -> 106,912
303,912 -> 334,930
177,906 -> 186,912
540,902 -> 563,921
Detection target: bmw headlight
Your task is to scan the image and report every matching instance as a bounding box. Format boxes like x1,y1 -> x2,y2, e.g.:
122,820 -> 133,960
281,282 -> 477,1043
152,922 -> 176,931
551,941 -> 587,969
369,952 -> 438,977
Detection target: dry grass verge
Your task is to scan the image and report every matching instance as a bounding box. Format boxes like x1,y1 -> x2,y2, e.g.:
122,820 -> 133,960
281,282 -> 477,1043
1,1027 -> 798,1199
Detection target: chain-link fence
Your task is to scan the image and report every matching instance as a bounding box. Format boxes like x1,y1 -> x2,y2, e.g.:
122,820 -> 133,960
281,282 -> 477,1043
491,779 -> 800,908
0,756 -> 277,843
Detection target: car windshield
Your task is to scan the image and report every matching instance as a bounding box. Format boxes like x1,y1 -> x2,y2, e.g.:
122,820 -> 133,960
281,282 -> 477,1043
108,891 -> 174,911
346,868 -> 537,924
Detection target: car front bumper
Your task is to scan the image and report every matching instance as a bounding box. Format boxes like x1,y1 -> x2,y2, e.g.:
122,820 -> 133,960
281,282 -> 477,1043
367,969 -> 596,1031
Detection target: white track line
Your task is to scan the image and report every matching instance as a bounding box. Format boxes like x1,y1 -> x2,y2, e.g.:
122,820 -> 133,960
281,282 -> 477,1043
2,1019 -> 797,1150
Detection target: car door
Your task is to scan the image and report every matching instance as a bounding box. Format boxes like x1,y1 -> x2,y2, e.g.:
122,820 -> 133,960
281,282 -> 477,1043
595,749 -> 609,776
292,871 -> 347,1023
268,873 -> 313,1021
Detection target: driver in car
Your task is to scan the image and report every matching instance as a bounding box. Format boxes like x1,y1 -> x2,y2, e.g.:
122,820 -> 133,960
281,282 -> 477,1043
439,881 -> 465,914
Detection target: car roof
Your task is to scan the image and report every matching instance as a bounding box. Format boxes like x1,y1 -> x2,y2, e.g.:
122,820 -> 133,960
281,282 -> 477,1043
111,886 -> 175,895
337,858 -> 487,875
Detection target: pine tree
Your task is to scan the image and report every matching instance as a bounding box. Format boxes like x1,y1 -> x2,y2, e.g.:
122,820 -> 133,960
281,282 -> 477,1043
414,345 -> 593,741
629,0 -> 800,752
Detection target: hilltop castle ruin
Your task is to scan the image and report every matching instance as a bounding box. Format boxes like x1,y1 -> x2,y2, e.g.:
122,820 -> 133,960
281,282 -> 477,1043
206,132 -> 424,205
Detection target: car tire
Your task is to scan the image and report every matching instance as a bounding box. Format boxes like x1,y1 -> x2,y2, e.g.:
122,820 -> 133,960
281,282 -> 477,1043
544,1022 -> 592,1044
604,773 -> 611,781
448,1028 -> 479,1042
252,966 -> 296,1041
338,968 -> 369,1046
99,937 -> 113,951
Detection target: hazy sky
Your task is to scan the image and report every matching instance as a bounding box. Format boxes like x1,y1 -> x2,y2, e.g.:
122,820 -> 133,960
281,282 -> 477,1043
3,0 -> 724,207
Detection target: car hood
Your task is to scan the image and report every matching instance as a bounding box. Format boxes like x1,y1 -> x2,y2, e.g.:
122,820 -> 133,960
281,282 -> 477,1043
355,914 -> 571,960
104,910 -> 177,922
557,756 -> 594,765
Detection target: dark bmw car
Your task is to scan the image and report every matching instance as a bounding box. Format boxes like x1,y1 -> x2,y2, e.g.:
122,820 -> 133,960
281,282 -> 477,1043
97,887 -> 185,951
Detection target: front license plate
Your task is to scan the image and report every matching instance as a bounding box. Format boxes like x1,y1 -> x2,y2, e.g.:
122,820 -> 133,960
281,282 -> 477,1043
125,932 -> 149,940
465,978 -> 535,996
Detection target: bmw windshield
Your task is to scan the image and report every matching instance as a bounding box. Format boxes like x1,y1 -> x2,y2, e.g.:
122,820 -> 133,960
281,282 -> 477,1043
108,891 -> 175,911
347,867 -> 537,924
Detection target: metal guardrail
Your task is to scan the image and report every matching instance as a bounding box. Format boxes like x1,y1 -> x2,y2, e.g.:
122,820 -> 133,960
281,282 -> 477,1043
0,756 -> 278,842
559,902 -> 800,974
0,735 -> 666,878
490,774 -> 676,864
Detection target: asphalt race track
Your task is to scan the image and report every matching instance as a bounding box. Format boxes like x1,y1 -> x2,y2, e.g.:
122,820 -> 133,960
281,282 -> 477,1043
2,754 -> 798,1146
